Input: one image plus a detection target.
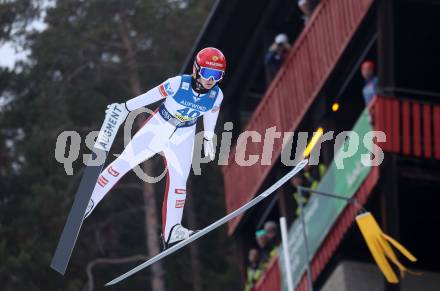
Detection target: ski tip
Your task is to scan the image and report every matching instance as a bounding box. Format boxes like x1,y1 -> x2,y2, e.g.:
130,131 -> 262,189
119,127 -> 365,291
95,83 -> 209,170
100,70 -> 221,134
294,159 -> 308,169
104,279 -> 117,287
105,275 -> 127,287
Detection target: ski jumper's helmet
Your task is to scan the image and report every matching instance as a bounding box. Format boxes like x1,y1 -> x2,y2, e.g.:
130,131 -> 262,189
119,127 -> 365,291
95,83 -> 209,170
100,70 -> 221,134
193,47 -> 226,92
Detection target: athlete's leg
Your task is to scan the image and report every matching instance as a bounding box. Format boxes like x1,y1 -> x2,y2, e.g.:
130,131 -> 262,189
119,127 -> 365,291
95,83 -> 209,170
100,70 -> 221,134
85,113 -> 172,218
161,125 -> 196,240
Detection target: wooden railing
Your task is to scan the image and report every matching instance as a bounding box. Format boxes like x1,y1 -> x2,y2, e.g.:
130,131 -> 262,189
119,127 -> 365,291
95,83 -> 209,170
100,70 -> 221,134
250,94 -> 440,290
222,0 -> 375,233
370,95 -> 440,159
251,256 -> 281,291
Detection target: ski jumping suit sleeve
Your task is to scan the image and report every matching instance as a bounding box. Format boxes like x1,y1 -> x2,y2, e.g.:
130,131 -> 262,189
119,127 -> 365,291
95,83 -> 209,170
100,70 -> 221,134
85,75 -> 223,240
202,91 -> 223,140
125,83 -> 168,111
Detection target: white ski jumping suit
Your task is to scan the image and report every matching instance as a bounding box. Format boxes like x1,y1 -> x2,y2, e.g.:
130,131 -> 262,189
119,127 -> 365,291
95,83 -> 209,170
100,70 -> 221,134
86,74 -> 223,240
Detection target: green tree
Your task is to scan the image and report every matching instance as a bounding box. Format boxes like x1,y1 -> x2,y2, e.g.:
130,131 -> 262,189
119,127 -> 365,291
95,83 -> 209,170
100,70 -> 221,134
0,0 -> 240,290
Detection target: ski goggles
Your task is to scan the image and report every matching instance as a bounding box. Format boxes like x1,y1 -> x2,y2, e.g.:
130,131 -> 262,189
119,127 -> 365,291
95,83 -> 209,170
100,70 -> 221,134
199,67 -> 224,82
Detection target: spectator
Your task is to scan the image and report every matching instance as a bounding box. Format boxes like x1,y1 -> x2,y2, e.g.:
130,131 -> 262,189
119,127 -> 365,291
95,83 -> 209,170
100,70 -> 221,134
303,163 -> 326,190
298,0 -> 320,23
291,164 -> 326,216
255,229 -> 271,264
244,248 -> 262,291
290,175 -> 307,217
361,60 -> 379,106
264,221 -> 280,248
264,33 -> 291,83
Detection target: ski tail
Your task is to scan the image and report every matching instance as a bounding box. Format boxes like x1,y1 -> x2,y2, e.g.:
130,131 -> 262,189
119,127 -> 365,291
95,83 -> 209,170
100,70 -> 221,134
51,104 -> 124,275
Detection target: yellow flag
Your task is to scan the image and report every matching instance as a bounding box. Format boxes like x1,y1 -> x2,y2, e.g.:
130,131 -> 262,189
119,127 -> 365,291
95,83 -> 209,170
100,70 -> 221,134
355,212 -> 419,283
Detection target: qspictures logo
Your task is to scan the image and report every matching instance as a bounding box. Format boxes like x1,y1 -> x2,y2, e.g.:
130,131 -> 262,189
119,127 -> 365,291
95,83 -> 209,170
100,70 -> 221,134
54,108 -> 386,182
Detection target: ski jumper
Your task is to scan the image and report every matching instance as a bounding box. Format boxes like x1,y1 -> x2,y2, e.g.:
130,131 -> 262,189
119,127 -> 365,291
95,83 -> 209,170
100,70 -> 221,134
85,75 -> 223,239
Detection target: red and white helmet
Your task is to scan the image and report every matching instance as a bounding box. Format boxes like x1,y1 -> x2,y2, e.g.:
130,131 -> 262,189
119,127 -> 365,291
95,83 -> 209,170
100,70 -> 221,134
193,47 -> 226,83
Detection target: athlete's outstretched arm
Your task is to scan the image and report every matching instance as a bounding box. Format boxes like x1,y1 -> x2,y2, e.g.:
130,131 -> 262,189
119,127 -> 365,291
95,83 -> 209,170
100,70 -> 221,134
202,91 -> 224,140
125,76 -> 181,111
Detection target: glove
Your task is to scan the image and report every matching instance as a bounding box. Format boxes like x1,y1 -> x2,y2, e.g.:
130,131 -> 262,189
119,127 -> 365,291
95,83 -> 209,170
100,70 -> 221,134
105,103 -> 129,125
203,137 -> 215,160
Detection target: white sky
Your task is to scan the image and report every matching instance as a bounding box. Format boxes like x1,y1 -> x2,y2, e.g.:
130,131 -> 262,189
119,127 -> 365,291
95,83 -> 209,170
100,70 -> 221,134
0,2 -> 52,69
0,43 -> 29,69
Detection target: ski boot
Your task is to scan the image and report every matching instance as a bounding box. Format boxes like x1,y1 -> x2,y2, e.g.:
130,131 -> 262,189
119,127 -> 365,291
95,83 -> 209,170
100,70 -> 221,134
161,224 -> 197,250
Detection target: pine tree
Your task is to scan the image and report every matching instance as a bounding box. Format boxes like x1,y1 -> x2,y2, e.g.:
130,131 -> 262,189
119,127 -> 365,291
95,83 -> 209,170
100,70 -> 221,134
0,1 -> 240,290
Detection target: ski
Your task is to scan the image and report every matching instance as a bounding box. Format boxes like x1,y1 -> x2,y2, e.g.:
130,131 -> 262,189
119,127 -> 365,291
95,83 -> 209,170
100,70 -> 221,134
51,104 -> 125,275
105,159 -> 309,286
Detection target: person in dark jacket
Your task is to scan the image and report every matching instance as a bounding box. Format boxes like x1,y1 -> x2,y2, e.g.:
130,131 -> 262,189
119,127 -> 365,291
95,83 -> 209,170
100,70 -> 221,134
264,33 -> 291,83
361,60 -> 379,106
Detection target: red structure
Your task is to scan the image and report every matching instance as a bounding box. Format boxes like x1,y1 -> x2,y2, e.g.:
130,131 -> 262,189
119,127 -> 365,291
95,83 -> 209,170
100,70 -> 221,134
252,165 -> 379,291
250,93 -> 440,290
222,0 -> 375,233
370,95 -> 440,159
215,0 -> 440,289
